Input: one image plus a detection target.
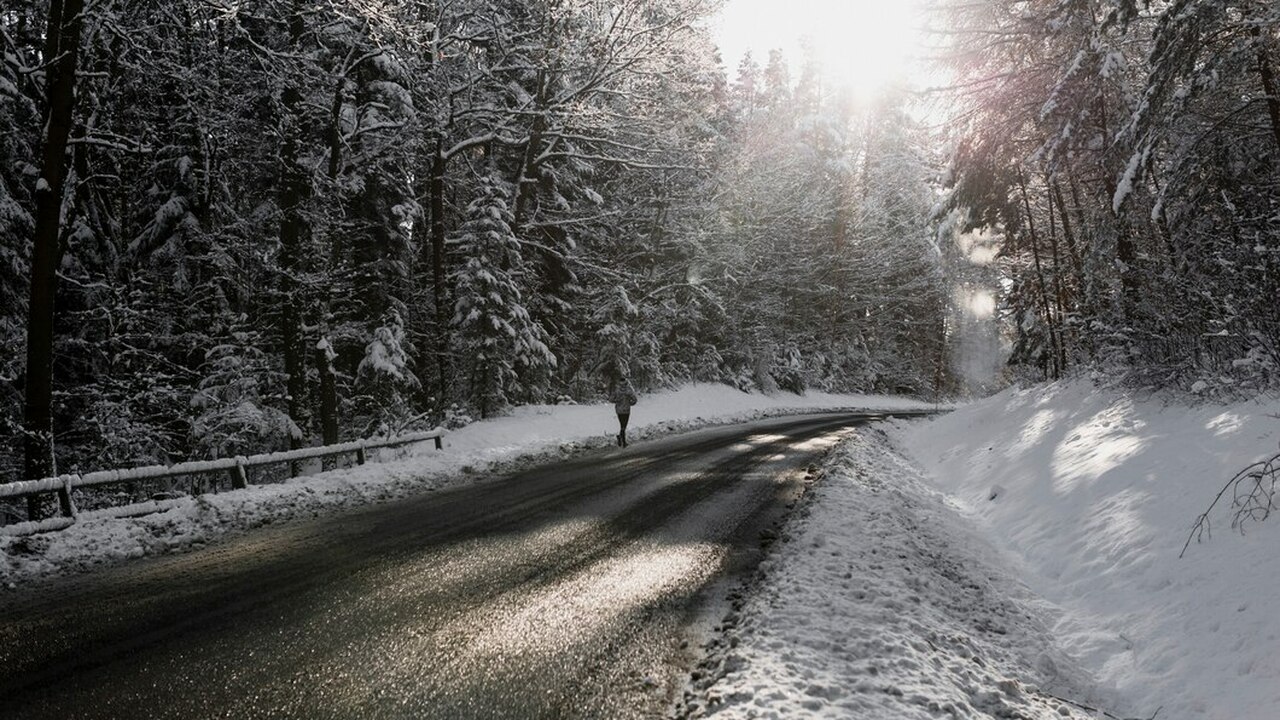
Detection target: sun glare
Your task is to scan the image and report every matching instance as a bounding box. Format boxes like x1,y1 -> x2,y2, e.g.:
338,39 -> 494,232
967,290 -> 996,319
711,0 -> 926,103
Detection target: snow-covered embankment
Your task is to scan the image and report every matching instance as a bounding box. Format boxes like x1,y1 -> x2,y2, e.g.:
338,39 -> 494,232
895,382 -> 1280,720
684,428 -> 1103,719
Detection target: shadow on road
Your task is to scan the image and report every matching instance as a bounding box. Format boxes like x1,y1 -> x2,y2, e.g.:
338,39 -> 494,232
0,412 -> 902,719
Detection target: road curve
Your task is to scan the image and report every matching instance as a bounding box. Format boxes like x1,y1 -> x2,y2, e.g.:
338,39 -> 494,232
0,412 -> 894,719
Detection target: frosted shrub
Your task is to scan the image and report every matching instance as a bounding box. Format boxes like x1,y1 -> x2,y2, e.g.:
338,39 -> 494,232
354,309 -> 418,434
190,340 -> 297,458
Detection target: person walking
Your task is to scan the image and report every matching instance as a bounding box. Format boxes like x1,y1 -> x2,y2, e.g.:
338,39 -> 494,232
610,378 -> 638,447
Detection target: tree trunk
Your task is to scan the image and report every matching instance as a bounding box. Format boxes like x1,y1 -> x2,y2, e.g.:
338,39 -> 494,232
23,0 -> 85,519
430,141 -> 449,403
1044,179 -> 1068,373
513,69 -> 549,229
1018,175 -> 1062,379
1061,173 -> 1099,360
1051,179 -> 1085,290
1252,26 -> 1280,154
314,73 -> 344,445
278,3 -> 310,460
1095,89 -> 1139,308
317,343 -> 339,446
1145,163 -> 1181,270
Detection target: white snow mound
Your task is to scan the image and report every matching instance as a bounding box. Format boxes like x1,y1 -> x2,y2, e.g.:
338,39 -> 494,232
687,428 -> 1102,719
893,380 -> 1280,720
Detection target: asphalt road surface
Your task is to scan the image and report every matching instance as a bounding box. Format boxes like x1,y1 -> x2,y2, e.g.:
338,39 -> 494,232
0,412 -> 905,719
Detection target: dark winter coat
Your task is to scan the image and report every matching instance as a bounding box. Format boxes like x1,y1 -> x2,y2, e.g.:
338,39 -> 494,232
611,385 -> 638,415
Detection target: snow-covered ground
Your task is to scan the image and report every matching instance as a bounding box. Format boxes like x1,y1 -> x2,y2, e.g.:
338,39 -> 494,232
684,427 -> 1105,719
0,383 -> 933,586
687,381 -> 1280,720
892,382 -> 1280,720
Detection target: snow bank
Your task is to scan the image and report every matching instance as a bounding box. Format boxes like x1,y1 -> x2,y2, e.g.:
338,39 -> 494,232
0,383 -> 933,586
686,429 -> 1100,719
893,381 -> 1280,720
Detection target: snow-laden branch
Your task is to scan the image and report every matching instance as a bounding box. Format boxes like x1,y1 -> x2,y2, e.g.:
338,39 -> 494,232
344,120 -> 405,143
68,134 -> 152,154
534,152 -> 698,172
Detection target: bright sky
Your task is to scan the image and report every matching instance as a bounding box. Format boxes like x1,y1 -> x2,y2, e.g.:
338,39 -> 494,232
708,0 -> 928,103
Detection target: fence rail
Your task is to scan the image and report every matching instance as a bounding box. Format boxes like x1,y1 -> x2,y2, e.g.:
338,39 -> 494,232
0,429 -> 446,536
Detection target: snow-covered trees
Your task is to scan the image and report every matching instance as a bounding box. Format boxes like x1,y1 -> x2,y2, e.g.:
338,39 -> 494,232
450,177 -> 555,417
191,337 -> 297,460
709,61 -> 950,395
933,0 -> 1280,391
355,309 -> 418,434
1,0 -> 967,502
1119,1 -> 1280,389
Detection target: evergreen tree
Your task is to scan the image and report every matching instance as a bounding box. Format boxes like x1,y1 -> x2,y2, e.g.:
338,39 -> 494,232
450,176 -> 556,418
354,309 -> 418,436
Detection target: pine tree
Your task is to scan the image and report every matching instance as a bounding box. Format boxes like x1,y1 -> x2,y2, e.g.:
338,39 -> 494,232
450,176 -> 556,418
354,309 -> 418,436
191,333 -> 297,459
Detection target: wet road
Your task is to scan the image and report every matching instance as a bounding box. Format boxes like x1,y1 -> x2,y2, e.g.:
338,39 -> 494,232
0,412 -> 902,719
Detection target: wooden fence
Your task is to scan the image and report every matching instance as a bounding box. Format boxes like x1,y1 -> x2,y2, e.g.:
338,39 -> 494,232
0,429 -> 445,537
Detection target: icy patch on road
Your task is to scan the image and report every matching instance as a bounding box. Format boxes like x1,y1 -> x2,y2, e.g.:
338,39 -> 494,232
683,429 -> 1106,719
1,383 -> 933,586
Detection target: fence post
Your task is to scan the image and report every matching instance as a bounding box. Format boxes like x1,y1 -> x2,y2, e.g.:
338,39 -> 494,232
227,458 -> 248,490
356,440 -> 367,465
433,434 -> 443,450
58,475 -> 77,519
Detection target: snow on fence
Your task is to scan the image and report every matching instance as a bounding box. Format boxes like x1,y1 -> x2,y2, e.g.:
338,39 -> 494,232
0,429 -> 446,537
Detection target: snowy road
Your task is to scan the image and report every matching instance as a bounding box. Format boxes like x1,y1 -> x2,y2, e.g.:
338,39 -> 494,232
0,413 -> 888,719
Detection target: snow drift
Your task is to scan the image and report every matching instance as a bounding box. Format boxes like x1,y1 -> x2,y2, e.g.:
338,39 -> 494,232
895,381 -> 1280,720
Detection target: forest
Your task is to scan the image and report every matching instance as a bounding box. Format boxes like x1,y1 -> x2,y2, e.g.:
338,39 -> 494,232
2,0 -> 1278,497
0,0 -> 946,497
937,0 -> 1280,392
